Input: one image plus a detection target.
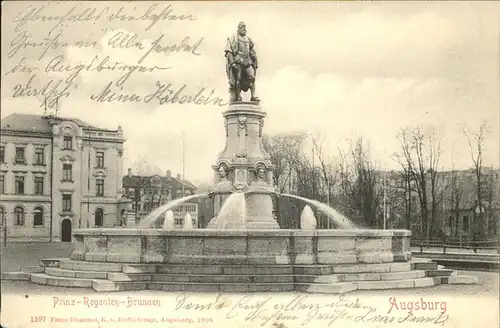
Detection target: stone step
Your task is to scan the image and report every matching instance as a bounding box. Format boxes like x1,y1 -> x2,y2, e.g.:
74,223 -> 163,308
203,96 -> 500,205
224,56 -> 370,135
107,271 -> 340,284
296,282 -> 357,294
155,264 -> 333,275
412,262 -> 438,270
107,272 -> 152,282
59,260 -> 123,272
149,273 -> 339,284
2,272 -> 32,281
30,273 -> 95,288
426,269 -> 456,277
44,267 -> 108,279
338,270 -> 426,282
441,275 -> 478,285
93,280 -> 147,292
356,277 -> 440,290
332,262 -> 412,273
58,261 -> 338,275
40,258 -> 65,267
105,276 -> 440,293
146,281 -> 296,292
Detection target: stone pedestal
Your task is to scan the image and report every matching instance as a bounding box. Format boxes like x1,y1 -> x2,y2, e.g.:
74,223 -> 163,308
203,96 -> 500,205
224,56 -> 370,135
209,102 -> 279,229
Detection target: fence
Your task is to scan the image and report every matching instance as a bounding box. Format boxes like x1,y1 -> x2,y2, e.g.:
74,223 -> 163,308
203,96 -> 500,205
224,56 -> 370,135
411,237 -> 499,255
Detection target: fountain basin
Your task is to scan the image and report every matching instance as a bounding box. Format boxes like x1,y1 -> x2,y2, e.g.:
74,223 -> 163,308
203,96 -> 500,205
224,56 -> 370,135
71,228 -> 412,265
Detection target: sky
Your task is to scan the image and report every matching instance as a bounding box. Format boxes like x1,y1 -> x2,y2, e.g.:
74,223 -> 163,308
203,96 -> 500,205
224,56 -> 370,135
1,1 -> 499,184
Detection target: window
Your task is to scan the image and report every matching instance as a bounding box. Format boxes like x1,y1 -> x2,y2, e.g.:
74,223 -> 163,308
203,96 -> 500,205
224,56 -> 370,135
0,146 -> 4,163
15,176 -> 24,194
0,175 -> 4,194
62,164 -> 72,181
63,136 -> 73,150
14,206 -> 25,226
34,148 -> 45,165
33,207 -> 43,226
62,194 -> 72,212
96,151 -> 104,168
15,146 -> 25,163
95,208 -> 103,227
96,179 -> 104,196
34,177 -> 44,195
0,206 -> 5,226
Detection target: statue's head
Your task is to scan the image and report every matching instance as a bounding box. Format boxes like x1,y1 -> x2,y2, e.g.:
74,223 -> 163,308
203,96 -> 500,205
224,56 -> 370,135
237,22 -> 246,36
218,164 -> 228,179
257,166 -> 266,180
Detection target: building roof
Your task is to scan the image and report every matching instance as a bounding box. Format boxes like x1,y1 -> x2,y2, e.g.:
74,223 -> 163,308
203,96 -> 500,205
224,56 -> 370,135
1,113 -> 115,133
171,176 -> 198,190
122,174 -> 198,191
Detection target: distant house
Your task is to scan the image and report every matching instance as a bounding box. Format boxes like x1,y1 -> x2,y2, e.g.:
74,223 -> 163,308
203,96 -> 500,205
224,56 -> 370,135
380,168 -> 499,240
122,169 -> 198,227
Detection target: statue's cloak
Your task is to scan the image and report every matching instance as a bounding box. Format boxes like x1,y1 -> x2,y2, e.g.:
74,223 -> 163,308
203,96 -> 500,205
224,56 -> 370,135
225,35 -> 258,92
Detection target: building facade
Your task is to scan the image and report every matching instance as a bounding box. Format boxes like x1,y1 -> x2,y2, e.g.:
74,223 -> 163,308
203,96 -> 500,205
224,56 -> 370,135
122,169 -> 198,228
0,114 -> 128,242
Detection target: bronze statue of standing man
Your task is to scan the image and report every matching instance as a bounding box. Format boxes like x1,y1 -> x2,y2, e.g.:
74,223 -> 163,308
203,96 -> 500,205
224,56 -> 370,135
225,22 -> 260,103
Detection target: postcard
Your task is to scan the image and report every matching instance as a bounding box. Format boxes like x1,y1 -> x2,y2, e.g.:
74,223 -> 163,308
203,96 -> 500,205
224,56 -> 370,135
1,1 -> 499,327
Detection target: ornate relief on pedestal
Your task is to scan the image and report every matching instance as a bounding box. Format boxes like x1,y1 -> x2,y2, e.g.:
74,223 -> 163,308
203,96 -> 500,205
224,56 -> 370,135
224,118 -> 228,137
236,170 -> 245,182
237,116 -> 248,136
236,151 -> 247,158
259,118 -> 264,137
252,162 -> 268,184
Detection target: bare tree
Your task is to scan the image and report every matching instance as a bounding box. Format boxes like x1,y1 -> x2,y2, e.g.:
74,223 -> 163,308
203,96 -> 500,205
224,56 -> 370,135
262,133 -> 307,228
311,133 -> 338,207
449,144 -> 464,239
338,137 -> 381,227
391,151 -> 416,231
262,133 -> 306,193
396,126 -> 442,239
427,130 -> 443,237
463,122 -> 489,239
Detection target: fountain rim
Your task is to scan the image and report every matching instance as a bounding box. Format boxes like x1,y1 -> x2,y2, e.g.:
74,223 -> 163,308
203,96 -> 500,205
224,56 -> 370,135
73,228 -> 411,237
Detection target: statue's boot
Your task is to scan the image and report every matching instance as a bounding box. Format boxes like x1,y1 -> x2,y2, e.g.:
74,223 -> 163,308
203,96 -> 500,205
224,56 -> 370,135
250,83 -> 259,102
235,83 -> 242,101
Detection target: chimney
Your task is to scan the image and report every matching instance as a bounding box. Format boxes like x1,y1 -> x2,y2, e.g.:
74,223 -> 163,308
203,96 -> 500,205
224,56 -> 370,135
127,168 -> 132,177
177,174 -> 181,180
166,170 -> 171,178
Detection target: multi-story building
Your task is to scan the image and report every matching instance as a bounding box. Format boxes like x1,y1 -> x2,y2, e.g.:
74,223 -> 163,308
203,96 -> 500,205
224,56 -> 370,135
122,169 -> 198,227
0,113 -> 128,242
